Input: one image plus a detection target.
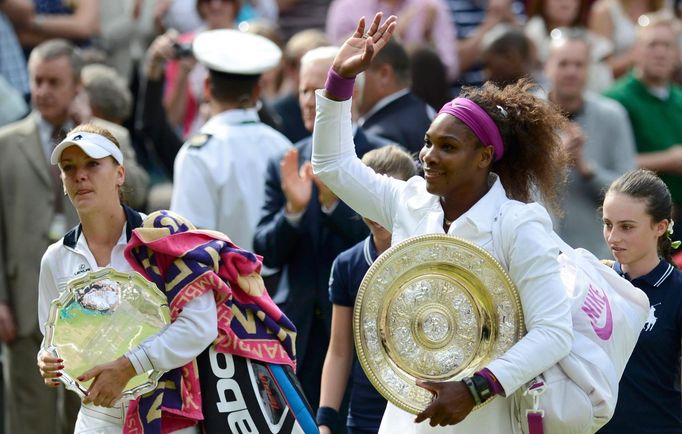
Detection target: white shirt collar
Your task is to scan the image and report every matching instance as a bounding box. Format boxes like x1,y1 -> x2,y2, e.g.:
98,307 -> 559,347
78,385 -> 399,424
452,173 -> 509,233
201,108 -> 260,134
358,88 -> 410,126
74,223 -> 129,268
647,85 -> 670,101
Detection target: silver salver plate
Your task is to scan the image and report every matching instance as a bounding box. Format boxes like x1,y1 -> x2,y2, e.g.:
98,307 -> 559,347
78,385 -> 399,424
354,234 -> 526,414
42,267 -> 171,403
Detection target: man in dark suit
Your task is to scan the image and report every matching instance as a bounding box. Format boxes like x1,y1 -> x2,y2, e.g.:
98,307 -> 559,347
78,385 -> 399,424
357,38 -> 434,155
253,46 -> 390,417
0,39 -> 148,434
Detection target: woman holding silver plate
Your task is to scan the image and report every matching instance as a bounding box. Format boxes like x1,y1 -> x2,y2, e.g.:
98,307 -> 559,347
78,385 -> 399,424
36,124 -> 215,434
312,12 -> 574,433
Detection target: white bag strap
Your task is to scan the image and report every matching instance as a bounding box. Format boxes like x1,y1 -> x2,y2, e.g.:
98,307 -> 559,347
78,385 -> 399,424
523,378 -> 546,434
494,203 -> 577,434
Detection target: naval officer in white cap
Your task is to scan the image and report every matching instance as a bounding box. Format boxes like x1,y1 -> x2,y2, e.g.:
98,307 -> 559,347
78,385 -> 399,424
170,29 -> 292,253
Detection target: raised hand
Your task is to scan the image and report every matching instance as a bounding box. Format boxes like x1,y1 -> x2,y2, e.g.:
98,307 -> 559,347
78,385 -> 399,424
396,2 -> 437,43
332,12 -> 398,79
560,122 -> 586,164
281,148 -> 313,214
148,29 -> 180,65
414,380 -> 475,427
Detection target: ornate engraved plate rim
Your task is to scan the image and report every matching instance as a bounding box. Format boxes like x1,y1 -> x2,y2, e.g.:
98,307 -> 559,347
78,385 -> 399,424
354,234 -> 526,415
42,267 -> 171,403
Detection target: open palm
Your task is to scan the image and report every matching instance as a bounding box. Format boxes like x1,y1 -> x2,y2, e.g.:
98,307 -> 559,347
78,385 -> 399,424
280,148 -> 313,214
332,12 -> 398,79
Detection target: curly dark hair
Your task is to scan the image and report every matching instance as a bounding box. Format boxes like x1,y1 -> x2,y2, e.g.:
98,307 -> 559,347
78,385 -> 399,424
459,78 -> 569,215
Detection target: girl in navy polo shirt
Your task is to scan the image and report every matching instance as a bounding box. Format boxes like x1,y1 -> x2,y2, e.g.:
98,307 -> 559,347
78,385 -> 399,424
599,169 -> 682,434
318,145 -> 417,434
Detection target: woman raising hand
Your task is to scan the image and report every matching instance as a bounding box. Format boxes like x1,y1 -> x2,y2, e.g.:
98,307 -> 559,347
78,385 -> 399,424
312,12 -> 573,433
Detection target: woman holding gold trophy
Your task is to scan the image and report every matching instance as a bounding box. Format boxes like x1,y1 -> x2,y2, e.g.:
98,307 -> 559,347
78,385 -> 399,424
312,12 -> 574,433
35,124 -> 216,434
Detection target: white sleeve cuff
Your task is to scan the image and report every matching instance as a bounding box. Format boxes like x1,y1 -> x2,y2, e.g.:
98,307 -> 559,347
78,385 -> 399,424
125,347 -> 154,375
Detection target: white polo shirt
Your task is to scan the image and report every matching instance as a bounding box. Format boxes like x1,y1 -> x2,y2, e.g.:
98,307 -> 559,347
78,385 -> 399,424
38,208 -> 217,428
170,108 -> 292,251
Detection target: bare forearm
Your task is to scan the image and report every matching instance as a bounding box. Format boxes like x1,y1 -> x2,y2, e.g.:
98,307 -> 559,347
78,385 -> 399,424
637,148 -> 682,175
606,50 -> 635,79
24,2 -> 100,41
0,0 -> 33,28
319,351 -> 353,410
320,305 -> 355,411
456,20 -> 497,73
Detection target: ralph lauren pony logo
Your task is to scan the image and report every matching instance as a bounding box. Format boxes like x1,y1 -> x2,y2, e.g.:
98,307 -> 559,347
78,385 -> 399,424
581,284 -> 613,340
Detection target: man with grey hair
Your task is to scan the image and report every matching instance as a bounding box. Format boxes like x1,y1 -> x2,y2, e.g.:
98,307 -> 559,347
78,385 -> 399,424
81,63 -> 133,125
272,28 -> 329,143
545,28 -> 637,258
0,38 -> 148,434
254,46 -> 391,423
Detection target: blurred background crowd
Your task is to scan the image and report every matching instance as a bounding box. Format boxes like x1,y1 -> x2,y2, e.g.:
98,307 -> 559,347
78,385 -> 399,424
0,0 -> 681,433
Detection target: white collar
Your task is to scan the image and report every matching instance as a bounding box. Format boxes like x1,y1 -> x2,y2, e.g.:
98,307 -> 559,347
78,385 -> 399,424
448,174 -> 509,233
74,223 -> 129,267
201,108 -> 260,133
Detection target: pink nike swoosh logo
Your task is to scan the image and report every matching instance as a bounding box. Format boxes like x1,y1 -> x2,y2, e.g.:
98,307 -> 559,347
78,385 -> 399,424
581,284 -> 613,340
592,294 -> 613,340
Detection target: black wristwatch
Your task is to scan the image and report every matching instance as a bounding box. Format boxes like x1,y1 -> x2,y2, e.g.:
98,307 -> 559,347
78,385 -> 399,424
471,374 -> 493,402
462,374 -> 493,405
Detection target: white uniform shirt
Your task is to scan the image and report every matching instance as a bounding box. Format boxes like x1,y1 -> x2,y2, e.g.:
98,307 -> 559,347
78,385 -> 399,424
311,92 -> 573,433
170,108 -> 292,252
38,213 -> 217,425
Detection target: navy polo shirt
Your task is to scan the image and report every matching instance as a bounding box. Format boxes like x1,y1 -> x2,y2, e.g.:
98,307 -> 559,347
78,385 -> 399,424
598,260 -> 682,434
329,236 -> 387,431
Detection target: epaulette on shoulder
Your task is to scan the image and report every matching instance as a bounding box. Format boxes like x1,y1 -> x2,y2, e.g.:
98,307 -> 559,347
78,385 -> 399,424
188,133 -> 212,148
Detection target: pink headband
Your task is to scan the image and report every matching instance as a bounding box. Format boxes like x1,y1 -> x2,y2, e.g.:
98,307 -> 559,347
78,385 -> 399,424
438,98 -> 505,161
